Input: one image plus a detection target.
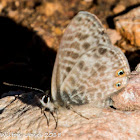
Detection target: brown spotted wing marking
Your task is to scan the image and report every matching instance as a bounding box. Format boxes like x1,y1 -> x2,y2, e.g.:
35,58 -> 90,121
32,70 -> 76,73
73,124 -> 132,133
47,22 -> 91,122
60,45 -> 130,106
51,11 -> 130,107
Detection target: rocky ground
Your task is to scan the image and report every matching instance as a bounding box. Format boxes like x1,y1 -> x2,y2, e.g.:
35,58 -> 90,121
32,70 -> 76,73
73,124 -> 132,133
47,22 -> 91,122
0,0 -> 140,139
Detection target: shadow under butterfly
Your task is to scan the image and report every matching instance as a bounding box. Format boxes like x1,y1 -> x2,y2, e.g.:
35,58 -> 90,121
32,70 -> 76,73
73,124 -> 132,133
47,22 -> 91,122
2,11 -> 131,129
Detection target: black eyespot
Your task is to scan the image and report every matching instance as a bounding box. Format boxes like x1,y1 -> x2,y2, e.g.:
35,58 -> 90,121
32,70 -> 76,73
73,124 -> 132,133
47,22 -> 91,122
116,82 -> 121,87
118,70 -> 124,76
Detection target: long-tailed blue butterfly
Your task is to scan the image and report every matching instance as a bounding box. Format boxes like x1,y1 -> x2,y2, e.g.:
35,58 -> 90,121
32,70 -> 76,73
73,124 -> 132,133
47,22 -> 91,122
38,11 -> 130,125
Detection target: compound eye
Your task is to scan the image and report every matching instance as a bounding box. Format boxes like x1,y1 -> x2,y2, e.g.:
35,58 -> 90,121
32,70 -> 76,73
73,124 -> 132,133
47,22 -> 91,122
116,69 -> 125,77
42,95 -> 49,103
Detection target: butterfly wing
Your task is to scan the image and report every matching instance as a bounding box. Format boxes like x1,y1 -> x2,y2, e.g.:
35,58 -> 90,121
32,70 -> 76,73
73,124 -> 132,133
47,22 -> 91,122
51,11 -> 130,107
52,11 -> 112,101
60,46 -> 130,107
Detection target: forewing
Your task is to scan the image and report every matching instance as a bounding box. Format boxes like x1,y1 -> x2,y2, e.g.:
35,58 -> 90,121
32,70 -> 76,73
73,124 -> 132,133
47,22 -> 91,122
51,11 -> 113,101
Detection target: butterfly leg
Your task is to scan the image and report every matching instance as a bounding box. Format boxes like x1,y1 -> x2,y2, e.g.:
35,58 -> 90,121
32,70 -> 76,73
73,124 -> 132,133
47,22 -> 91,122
50,109 -> 58,129
41,108 -> 50,126
67,105 -> 89,120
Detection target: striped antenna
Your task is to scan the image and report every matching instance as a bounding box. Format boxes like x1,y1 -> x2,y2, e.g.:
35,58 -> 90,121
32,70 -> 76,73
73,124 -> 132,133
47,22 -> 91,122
3,82 -> 44,93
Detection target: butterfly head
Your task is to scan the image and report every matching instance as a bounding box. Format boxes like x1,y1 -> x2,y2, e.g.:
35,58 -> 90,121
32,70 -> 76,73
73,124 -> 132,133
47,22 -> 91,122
35,90 -> 58,129
36,90 -> 55,112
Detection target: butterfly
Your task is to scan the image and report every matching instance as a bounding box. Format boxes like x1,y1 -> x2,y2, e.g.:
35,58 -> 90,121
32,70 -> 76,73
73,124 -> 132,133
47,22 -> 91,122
38,11 -> 130,123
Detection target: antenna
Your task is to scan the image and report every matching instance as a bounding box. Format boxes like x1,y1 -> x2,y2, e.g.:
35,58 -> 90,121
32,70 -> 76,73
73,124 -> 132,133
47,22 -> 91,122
3,82 -> 44,93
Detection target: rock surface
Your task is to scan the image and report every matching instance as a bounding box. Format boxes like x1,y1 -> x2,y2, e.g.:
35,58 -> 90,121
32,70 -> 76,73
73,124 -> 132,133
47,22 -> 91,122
115,7 -> 140,51
0,64 -> 140,140
112,63 -> 140,111
0,0 -> 140,139
113,4 -> 126,14
0,93 -> 140,140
